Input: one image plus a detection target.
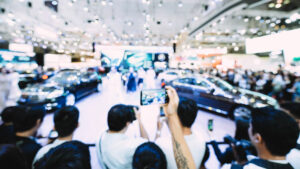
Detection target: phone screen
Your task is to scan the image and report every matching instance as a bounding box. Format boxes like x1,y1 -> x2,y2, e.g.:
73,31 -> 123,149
140,89 -> 168,106
48,130 -> 58,139
208,119 -> 213,132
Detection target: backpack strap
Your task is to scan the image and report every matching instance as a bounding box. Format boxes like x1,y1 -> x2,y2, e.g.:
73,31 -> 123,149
249,158 -> 293,169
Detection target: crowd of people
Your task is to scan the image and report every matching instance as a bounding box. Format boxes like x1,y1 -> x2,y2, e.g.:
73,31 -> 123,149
204,68 -> 300,103
0,84 -> 299,169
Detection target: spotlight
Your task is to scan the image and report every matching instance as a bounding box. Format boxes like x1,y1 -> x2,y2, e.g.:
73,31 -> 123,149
178,1 -> 183,7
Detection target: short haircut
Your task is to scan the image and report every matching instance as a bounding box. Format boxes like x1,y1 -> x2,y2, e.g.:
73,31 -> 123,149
54,106 -> 79,137
107,104 -> 135,131
13,106 -> 45,132
0,144 -> 28,169
34,141 -> 91,169
251,107 -> 299,156
133,142 -> 167,169
280,102 -> 300,120
1,106 -> 17,123
234,117 -> 250,140
177,98 -> 198,128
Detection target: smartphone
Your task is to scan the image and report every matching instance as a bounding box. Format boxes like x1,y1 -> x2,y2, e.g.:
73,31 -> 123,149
160,107 -> 165,117
208,119 -> 214,132
140,89 -> 169,106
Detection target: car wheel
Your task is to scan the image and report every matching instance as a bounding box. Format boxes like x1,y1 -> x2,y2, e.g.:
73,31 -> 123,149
232,106 -> 251,119
65,93 -> 76,106
96,83 -> 102,93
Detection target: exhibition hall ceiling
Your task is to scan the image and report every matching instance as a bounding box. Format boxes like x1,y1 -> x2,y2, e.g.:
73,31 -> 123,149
0,0 -> 299,53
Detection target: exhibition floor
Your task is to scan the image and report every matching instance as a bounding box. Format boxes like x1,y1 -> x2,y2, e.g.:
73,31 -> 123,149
37,77 -> 235,169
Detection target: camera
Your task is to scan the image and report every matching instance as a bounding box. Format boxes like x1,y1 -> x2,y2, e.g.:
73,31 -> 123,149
224,135 -> 256,161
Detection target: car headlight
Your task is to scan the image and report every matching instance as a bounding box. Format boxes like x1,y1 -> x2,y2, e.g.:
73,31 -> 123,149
235,96 -> 249,105
254,102 -> 268,108
47,90 -> 64,99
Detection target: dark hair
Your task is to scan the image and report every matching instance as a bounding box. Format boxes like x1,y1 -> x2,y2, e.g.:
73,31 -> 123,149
34,141 -> 91,169
107,104 -> 136,131
177,98 -> 198,128
54,106 -> 79,137
13,106 -> 45,132
251,107 -> 299,156
0,144 -> 28,169
280,102 -> 300,119
234,117 -> 250,140
133,142 -> 167,169
1,106 -> 16,123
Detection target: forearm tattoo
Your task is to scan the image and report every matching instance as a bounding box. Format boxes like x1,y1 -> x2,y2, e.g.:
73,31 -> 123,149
173,138 -> 189,169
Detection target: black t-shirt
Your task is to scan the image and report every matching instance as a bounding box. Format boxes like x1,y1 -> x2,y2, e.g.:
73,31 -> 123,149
0,124 -> 15,144
15,136 -> 42,168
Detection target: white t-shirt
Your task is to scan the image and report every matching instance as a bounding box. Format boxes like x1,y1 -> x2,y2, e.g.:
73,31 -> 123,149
156,132 -> 206,169
99,132 -> 147,169
287,134 -> 300,169
33,139 -> 67,165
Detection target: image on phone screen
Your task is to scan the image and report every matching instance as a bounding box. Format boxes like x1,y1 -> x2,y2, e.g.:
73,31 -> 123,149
140,89 -> 168,106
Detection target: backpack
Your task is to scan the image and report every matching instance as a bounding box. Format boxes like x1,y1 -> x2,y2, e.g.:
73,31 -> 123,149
231,158 -> 293,169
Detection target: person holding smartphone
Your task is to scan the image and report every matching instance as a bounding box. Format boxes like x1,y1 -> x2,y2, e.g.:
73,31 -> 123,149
156,87 -> 205,169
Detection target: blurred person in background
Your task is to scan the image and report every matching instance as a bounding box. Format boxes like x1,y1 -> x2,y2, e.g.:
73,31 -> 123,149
222,107 -> 299,169
127,67 -> 137,93
156,98 -> 206,169
132,142 -> 167,169
33,106 -> 79,164
137,67 -> 146,89
34,141 -> 91,169
280,102 -> 300,169
271,72 -> 285,100
0,67 -> 10,112
291,77 -> 300,102
97,104 -> 149,169
0,107 -> 17,144
145,67 -> 156,89
0,144 -> 28,169
13,106 -> 45,168
107,66 -> 123,96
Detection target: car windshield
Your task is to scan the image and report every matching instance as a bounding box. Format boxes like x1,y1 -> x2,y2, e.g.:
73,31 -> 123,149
24,86 -> 57,93
48,71 -> 80,84
207,77 -> 233,91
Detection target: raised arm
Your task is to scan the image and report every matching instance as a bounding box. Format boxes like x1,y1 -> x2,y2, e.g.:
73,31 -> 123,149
163,86 -> 196,169
134,107 -> 149,140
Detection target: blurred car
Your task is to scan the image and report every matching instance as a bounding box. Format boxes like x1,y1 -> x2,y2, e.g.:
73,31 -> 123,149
170,76 -> 279,119
157,70 -> 189,83
18,70 -> 39,89
18,69 -> 102,111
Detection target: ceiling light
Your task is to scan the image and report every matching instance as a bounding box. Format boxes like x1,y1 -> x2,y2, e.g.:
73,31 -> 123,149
270,23 -> 276,27
275,3 -> 282,8
268,3 -> 275,8
255,16 -> 261,20
52,1 -> 58,6
83,7 -> 88,12
276,20 -> 281,24
285,19 -> 291,24
193,16 -> 199,21
234,46 -> 239,51
244,18 -> 249,22
101,0 -> 107,6
178,1 -> 183,7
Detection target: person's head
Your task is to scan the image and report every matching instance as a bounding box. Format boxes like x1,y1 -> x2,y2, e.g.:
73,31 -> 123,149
249,107 -> 299,157
13,106 -> 45,134
0,144 -> 28,169
54,106 -> 79,138
280,102 -> 300,129
107,104 -> 136,132
132,142 -> 167,169
177,98 -> 198,128
34,141 -> 91,169
234,117 -> 250,140
1,106 -> 17,124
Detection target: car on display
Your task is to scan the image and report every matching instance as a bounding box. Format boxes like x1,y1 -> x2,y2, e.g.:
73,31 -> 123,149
170,75 -> 279,119
157,69 -> 191,83
18,69 -> 102,111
